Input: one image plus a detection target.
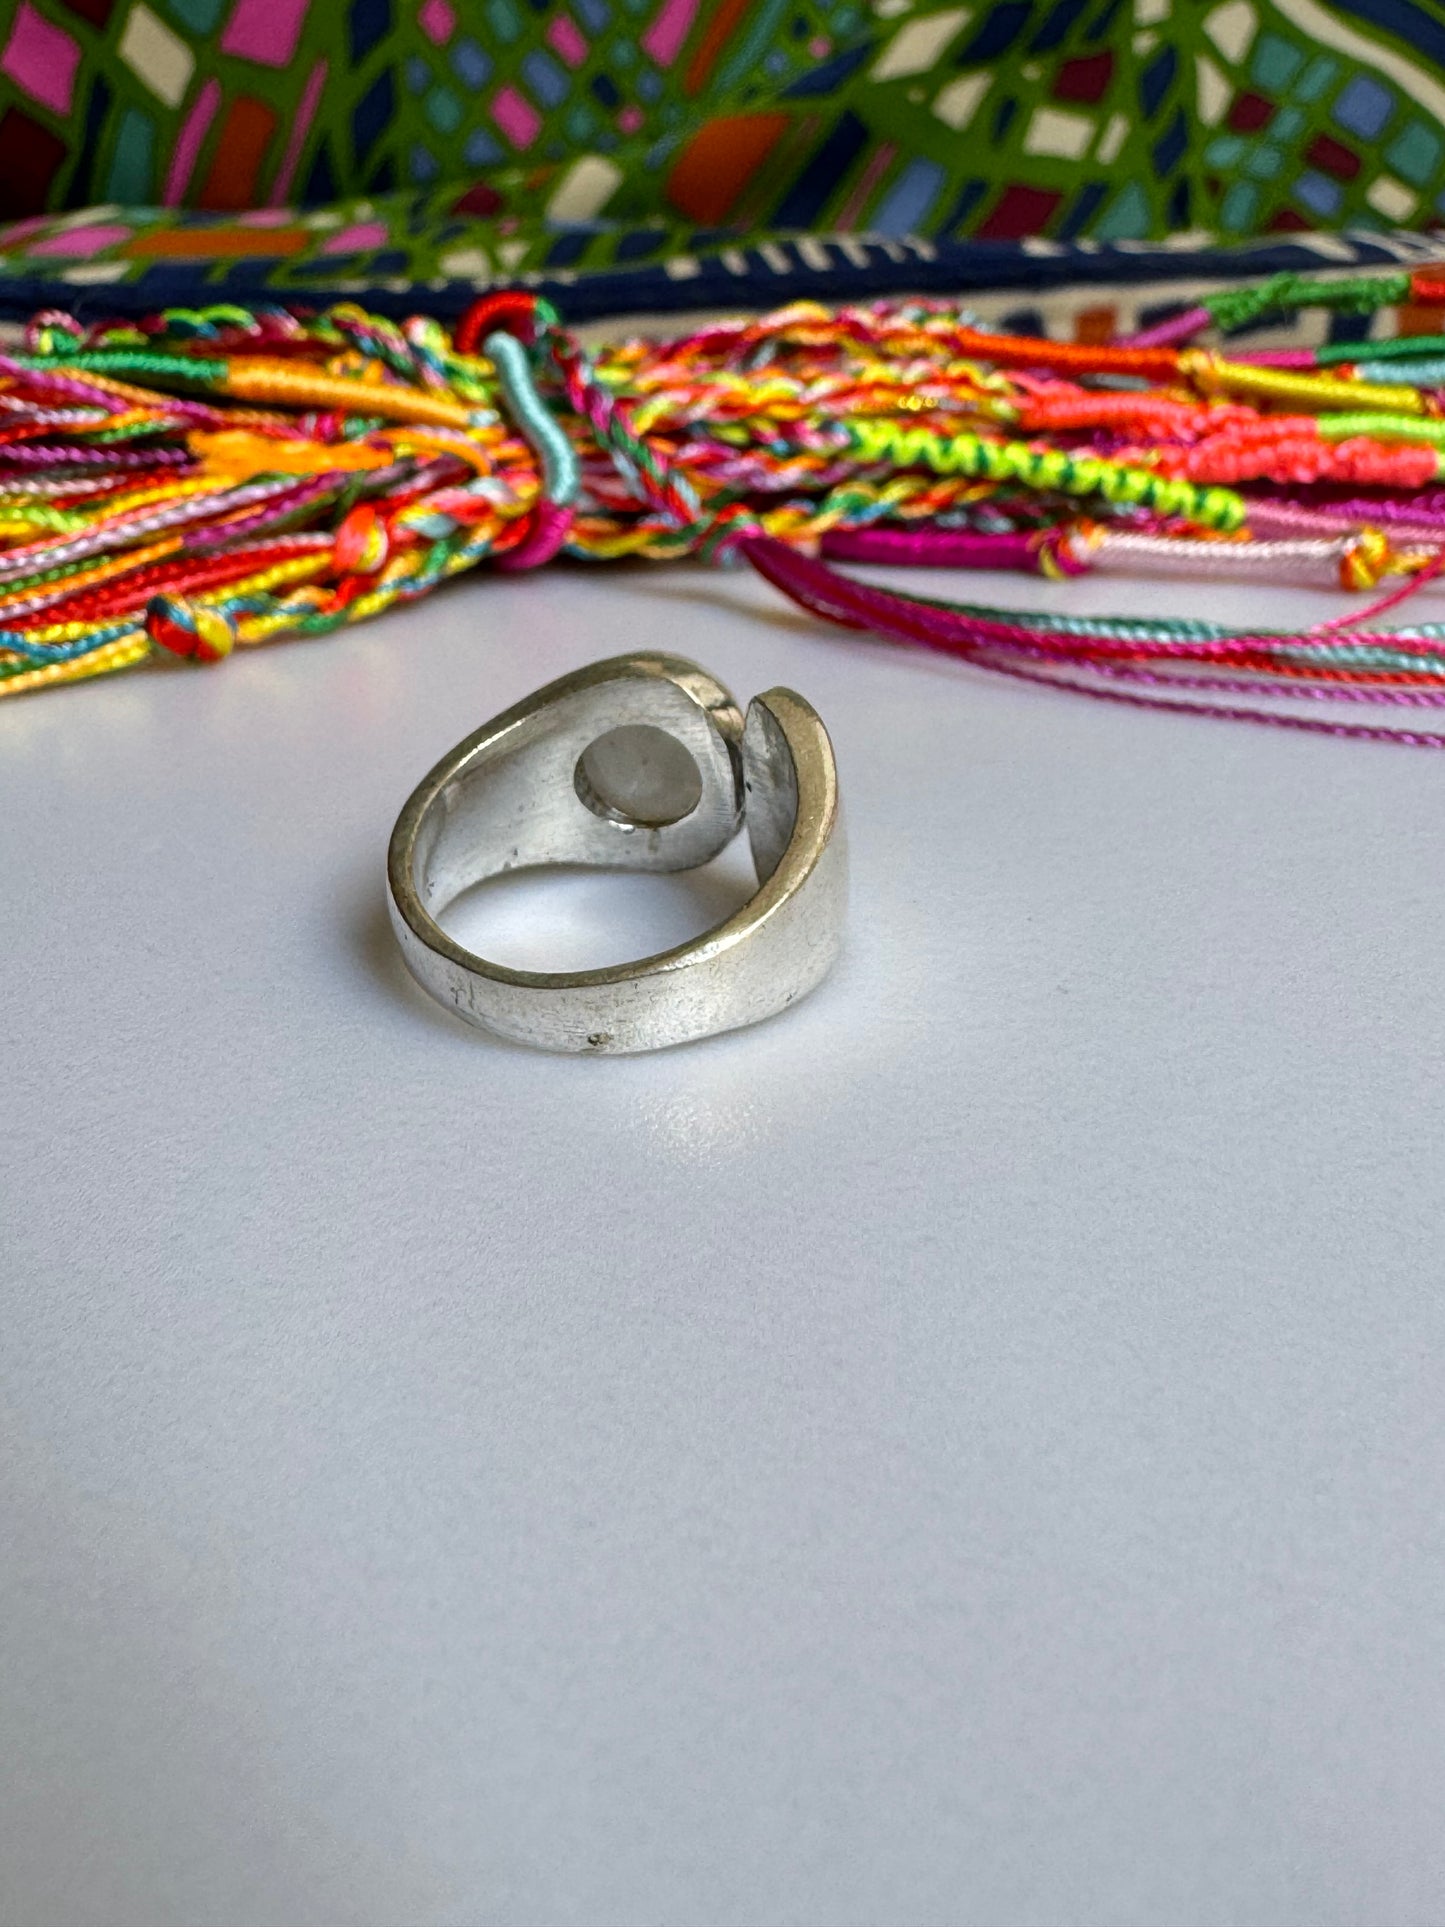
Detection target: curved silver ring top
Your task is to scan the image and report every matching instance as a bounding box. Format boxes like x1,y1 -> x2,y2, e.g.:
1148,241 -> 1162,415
386,652 -> 846,1052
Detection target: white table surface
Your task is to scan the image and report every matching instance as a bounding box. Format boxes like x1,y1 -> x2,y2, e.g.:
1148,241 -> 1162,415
4,559 -> 1444,1927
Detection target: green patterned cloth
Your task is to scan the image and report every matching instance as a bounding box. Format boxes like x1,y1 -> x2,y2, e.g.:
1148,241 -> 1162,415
2,0 -> 1445,300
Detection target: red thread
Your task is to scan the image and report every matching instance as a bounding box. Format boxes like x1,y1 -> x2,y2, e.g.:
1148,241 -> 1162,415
455,292 -> 538,355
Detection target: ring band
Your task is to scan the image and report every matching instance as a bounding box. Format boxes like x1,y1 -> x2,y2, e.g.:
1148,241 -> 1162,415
386,652 -> 846,1052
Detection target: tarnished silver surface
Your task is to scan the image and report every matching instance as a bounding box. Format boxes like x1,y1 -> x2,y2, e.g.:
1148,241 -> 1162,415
387,652 -> 846,1051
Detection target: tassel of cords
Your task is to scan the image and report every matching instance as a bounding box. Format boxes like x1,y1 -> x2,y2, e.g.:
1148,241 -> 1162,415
5,280 -> 1445,742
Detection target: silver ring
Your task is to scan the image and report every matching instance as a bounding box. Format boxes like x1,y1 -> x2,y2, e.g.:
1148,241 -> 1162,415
387,653 -> 846,1052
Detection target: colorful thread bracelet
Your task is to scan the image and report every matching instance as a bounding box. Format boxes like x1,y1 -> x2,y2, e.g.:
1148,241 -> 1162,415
7,277 -> 1445,743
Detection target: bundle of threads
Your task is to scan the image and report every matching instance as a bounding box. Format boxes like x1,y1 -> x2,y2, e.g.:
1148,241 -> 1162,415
14,268 -> 1445,741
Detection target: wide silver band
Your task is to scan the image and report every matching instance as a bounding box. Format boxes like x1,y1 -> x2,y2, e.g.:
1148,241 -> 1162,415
386,653 -> 846,1052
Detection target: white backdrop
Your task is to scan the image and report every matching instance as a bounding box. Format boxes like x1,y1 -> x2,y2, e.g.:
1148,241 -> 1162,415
4,561 -> 1444,1927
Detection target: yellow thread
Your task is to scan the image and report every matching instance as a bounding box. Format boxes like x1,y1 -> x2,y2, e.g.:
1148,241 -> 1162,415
188,429 -> 395,479
1340,527 -> 1391,590
1185,350 -> 1426,418
0,633 -> 148,697
0,511 -> 83,537
221,357 -> 477,429
6,615 -> 126,644
89,475 -> 223,518
386,426 -> 498,474
51,368 -> 292,439
850,419 -> 1246,530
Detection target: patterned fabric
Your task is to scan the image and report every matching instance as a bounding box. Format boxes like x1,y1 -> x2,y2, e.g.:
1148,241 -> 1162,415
1,213 -> 1444,336
8,0 -> 1445,249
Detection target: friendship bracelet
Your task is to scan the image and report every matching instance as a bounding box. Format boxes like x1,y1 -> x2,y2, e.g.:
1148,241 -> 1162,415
6,275 -> 1445,744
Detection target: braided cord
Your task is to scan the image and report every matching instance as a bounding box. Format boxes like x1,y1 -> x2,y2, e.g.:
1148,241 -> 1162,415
6,286 -> 1445,745
846,421 -> 1247,532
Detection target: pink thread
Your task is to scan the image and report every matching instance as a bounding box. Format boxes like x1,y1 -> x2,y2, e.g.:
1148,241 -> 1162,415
495,501 -> 575,571
821,527 -> 1050,571
737,536 -> 1445,746
1230,349 -> 1318,368
1116,306 -> 1210,349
